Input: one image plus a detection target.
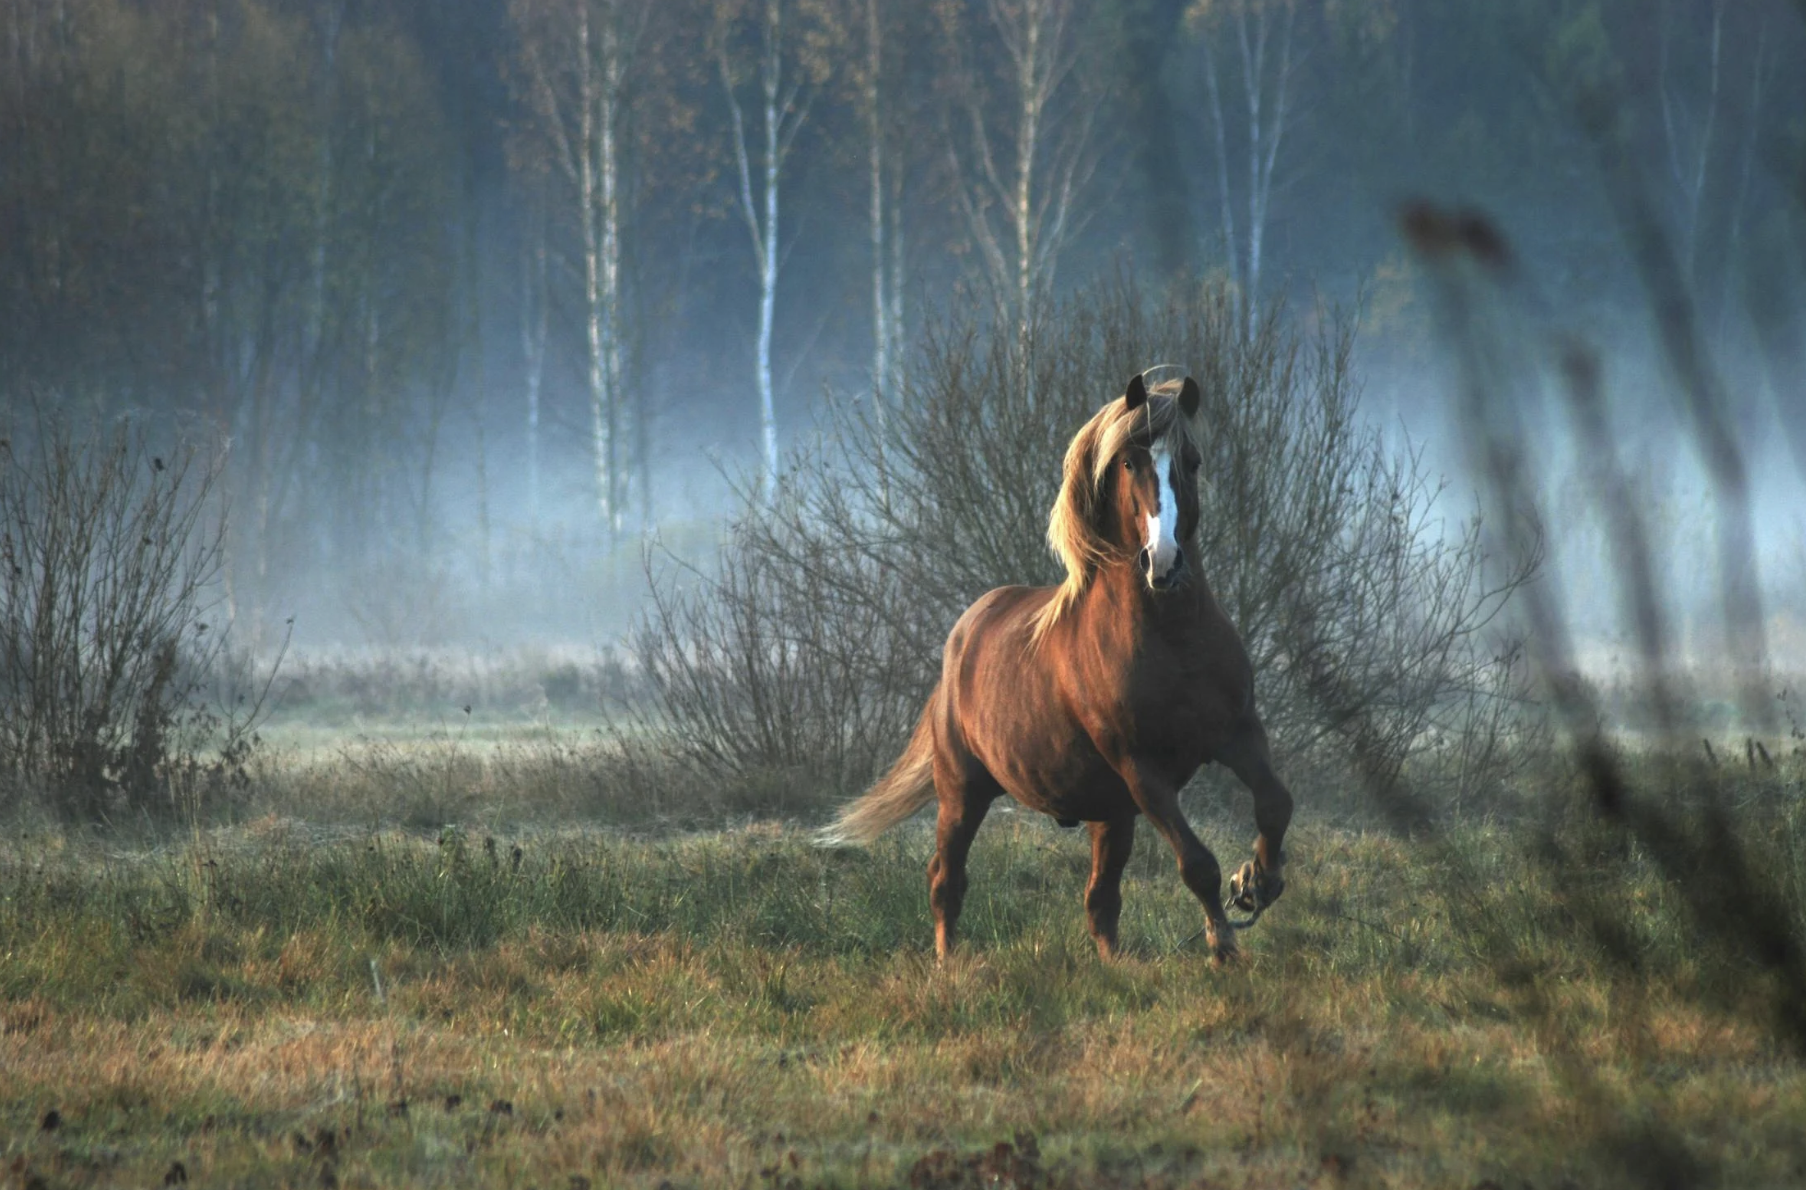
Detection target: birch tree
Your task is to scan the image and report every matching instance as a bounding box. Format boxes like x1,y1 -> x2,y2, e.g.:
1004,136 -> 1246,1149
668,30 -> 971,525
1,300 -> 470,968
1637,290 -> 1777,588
1189,0 -> 1302,339
1656,0 -> 1723,287
509,0 -> 650,541
518,180 -> 550,525
1652,0 -> 1776,332
714,0 -> 836,493
857,0 -> 908,407
938,0 -> 1106,354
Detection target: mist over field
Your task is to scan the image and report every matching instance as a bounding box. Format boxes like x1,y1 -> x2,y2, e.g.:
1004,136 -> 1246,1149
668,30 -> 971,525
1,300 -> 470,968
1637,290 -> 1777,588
3,0 -> 1801,669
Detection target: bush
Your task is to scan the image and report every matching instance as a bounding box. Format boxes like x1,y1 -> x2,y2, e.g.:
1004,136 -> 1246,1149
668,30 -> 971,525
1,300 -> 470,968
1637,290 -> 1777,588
0,413 -> 275,820
626,278 -> 1538,810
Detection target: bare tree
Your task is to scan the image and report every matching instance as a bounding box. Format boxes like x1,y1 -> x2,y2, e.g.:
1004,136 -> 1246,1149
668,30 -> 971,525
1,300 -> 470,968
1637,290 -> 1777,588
938,0 -> 1107,354
860,0 -> 908,408
1190,0 -> 1302,338
510,0 -> 651,540
1650,0 -> 1780,359
714,0 -> 835,495
1657,0 -> 1724,291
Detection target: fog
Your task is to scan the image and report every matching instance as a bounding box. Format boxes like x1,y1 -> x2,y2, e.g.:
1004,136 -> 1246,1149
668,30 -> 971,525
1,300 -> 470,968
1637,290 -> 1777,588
3,0 -> 1802,671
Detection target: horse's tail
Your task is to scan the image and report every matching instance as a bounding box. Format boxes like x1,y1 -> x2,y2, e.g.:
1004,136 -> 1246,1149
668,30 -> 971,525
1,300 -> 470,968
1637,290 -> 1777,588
816,696 -> 938,846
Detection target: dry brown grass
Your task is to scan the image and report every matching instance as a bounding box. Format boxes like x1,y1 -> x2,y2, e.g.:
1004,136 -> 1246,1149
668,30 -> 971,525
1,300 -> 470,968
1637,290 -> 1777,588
4,794 -> 1805,1188
5,948 -> 1802,1188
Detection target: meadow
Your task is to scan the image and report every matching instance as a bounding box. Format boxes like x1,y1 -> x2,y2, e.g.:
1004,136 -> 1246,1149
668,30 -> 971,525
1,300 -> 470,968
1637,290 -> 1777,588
5,675 -> 1806,1190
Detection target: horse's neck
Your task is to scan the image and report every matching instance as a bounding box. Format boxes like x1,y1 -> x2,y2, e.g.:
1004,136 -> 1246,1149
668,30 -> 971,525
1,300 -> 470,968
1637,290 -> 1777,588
1084,558 -> 1208,642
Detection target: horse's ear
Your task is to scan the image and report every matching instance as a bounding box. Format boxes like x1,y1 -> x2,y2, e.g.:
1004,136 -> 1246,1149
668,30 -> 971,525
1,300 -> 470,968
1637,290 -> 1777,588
1124,374 -> 1147,410
1179,376 -> 1201,419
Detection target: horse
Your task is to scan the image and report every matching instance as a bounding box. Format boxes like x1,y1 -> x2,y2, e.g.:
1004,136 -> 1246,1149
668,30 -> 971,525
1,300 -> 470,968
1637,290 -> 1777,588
820,372 -> 1294,964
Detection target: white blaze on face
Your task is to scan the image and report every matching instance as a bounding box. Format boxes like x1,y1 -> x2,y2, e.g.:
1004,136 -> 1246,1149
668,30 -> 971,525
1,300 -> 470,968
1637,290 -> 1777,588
1143,441 -> 1180,581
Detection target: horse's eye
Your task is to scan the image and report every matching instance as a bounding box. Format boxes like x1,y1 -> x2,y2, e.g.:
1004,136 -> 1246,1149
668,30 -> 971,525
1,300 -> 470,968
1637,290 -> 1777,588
1122,456 -> 1136,472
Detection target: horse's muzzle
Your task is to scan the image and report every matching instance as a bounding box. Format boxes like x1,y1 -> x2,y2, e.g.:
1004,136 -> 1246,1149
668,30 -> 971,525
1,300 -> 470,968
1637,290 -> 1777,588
1141,547 -> 1187,591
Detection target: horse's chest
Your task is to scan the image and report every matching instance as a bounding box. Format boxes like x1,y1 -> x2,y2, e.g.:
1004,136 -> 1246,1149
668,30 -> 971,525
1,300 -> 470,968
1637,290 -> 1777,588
1085,656 -> 1239,758
1069,664 -> 1199,751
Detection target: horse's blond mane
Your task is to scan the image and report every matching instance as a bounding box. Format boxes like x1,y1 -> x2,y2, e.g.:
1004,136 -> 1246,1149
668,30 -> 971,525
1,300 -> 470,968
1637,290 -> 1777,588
1030,381 -> 1199,644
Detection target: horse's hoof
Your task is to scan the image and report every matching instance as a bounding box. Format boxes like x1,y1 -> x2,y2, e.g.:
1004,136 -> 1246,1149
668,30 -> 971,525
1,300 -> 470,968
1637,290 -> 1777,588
1230,860 -> 1284,913
1228,861 -> 1255,911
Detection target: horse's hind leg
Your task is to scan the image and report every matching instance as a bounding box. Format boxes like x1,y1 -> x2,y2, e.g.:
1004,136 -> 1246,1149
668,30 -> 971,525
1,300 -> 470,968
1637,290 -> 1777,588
1215,721 -> 1294,914
1085,814 -> 1137,959
928,767 -> 995,960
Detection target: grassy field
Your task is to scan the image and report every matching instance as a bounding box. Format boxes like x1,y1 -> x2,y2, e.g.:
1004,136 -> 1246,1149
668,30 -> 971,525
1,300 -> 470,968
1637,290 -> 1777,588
4,707 -> 1806,1189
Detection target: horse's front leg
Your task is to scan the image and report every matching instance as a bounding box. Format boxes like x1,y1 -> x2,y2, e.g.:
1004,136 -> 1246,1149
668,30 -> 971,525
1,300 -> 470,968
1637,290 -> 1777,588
1119,762 -> 1236,963
1215,721 -> 1293,921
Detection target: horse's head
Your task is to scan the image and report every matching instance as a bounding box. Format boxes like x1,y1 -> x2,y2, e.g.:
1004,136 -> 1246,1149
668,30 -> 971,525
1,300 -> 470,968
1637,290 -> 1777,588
1036,372 -> 1206,639
1112,374 -> 1203,592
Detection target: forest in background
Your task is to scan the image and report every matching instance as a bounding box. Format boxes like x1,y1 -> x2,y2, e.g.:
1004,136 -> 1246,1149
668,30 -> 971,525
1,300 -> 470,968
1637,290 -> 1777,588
2,0 -> 1804,647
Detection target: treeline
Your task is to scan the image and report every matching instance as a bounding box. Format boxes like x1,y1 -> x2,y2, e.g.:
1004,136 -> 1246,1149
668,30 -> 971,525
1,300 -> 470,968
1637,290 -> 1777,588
1,0 -> 1800,640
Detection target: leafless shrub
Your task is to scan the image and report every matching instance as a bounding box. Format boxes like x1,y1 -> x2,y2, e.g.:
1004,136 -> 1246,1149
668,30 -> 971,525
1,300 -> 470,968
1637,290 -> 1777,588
0,411 -> 277,821
627,277 -> 1538,811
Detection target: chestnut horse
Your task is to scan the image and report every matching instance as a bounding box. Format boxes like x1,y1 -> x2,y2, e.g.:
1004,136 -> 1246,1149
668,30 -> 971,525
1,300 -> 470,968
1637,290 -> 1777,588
822,373 -> 1293,963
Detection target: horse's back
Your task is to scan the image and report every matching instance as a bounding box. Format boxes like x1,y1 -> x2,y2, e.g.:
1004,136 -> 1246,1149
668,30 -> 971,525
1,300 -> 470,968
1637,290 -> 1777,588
945,584 -> 1048,651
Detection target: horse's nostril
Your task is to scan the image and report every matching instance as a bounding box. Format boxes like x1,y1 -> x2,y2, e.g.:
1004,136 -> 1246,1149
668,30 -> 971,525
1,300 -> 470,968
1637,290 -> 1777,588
1137,547 -> 1151,570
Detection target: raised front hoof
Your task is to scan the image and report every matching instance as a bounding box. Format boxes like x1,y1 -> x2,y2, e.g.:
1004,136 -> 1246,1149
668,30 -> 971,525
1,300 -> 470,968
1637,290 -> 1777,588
1229,859 -> 1285,915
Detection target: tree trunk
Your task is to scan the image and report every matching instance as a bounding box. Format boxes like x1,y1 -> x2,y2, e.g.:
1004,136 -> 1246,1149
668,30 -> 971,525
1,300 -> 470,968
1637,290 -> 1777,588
310,2 -> 342,360
942,0 -> 1096,367
888,170 -> 904,395
757,0 -> 781,491
600,0 -> 625,534
521,193 -> 548,525
867,0 -> 887,413
1659,0 -> 1723,290
578,4 -> 615,540
1013,3 -> 1041,354
1201,33 -> 1241,301
1200,0 -> 1295,340
722,0 -> 795,498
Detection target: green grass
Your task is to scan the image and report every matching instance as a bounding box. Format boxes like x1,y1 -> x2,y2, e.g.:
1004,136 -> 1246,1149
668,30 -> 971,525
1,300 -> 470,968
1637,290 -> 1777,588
5,772 -> 1806,1188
